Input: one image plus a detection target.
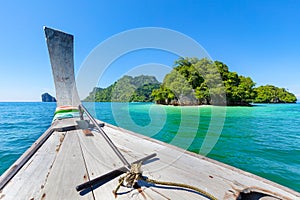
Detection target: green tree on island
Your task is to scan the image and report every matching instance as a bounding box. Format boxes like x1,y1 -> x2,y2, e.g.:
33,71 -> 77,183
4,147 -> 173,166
152,58 -> 256,106
254,85 -> 297,103
84,75 -> 160,102
84,58 -> 297,105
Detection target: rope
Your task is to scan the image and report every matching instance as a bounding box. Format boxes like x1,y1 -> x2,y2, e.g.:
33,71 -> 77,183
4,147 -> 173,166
112,163 -> 217,200
142,177 -> 217,200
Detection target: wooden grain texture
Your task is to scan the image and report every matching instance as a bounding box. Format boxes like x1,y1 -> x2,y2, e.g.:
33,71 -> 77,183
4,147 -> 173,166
0,125 -> 55,191
44,27 -> 80,107
40,130 -> 94,200
76,128 -> 125,200
0,131 -> 64,200
99,122 -> 300,200
92,126 -> 220,200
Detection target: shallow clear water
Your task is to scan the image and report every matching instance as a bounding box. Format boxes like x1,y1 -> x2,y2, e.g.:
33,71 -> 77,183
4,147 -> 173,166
0,102 -> 299,192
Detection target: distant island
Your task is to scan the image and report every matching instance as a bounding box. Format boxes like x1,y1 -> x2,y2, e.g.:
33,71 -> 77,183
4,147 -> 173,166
84,75 -> 160,102
84,58 -> 297,105
41,93 -> 56,102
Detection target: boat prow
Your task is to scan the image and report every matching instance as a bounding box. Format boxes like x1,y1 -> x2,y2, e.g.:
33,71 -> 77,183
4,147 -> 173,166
0,27 -> 299,200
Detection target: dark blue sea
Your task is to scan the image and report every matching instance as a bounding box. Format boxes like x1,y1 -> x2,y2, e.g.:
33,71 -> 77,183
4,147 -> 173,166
0,102 -> 299,192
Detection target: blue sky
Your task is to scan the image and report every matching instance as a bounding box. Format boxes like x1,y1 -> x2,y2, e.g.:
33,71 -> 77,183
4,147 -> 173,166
0,0 -> 299,101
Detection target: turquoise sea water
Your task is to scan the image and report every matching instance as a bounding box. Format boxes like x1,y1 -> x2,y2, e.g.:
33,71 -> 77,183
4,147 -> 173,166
0,102 -> 299,192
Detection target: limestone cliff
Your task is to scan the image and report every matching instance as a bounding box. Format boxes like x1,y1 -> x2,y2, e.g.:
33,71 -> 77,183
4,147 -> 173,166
41,93 -> 56,102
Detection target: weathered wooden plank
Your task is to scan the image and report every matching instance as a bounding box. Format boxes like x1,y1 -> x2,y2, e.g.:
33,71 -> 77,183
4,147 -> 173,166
40,130 -> 94,200
96,122 -> 300,199
138,157 -> 222,200
145,142 -> 300,199
96,124 -> 224,199
0,125 -> 55,191
81,125 -> 212,199
44,27 -> 80,107
0,131 -> 64,200
76,128 -> 125,199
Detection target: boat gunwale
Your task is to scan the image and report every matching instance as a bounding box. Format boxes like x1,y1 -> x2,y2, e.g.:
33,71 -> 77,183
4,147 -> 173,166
0,124 -> 56,190
103,121 -> 300,197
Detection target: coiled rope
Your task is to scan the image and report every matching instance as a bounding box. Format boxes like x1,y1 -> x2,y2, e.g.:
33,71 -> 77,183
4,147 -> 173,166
112,163 -> 217,200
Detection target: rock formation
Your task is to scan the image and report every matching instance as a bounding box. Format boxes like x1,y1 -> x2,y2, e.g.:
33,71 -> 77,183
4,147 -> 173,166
41,93 -> 56,102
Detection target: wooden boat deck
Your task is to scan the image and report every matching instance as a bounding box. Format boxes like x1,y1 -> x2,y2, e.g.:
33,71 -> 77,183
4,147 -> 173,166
1,118 -> 299,200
